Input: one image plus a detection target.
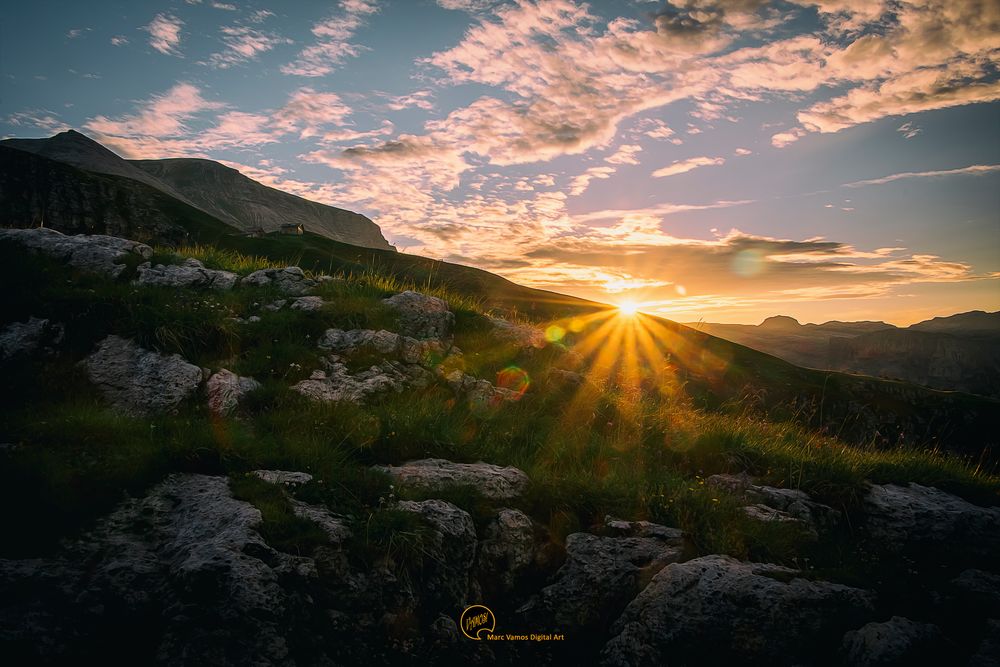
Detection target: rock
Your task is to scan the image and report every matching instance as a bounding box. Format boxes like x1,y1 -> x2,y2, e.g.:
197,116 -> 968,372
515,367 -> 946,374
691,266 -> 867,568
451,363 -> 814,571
395,499 -> 476,615
602,555 -> 875,666
0,316 -> 64,361
547,368 -> 587,388
290,296 -> 325,312
206,369 -> 261,416
0,474 -> 320,664
317,328 -> 444,366
863,483 -> 1000,559
523,519 -> 684,637
292,357 -> 433,405
476,509 -> 535,594
253,470 -> 314,486
241,266 -> 317,295
742,504 -> 817,538
82,335 -> 202,415
383,291 -> 454,341
707,473 -> 841,531
375,459 -> 530,501
0,227 -> 152,278
488,317 -> 545,349
971,619 -> 1000,667
136,260 -> 238,290
840,616 -> 945,666
262,299 -> 287,312
445,370 -> 520,409
951,569 -> 1000,616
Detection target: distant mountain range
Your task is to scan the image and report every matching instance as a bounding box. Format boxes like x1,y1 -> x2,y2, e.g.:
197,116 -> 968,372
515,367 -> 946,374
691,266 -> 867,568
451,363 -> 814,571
0,130 -> 392,250
688,312 -> 1000,397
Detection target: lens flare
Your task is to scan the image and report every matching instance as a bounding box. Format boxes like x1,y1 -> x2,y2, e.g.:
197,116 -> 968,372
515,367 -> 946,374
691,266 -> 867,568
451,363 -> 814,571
497,365 -> 530,399
618,302 -> 639,316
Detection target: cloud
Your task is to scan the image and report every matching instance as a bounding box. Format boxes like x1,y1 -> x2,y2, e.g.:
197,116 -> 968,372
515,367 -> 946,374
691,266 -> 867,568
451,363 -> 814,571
208,25 -> 293,69
734,147 -> 752,156
605,144 -> 643,165
5,109 -> 70,134
652,156 -> 725,178
281,0 -> 378,76
66,28 -> 90,39
110,35 -> 129,46
770,127 -> 806,147
569,166 -> 616,195
144,13 -> 184,56
843,164 -> 1000,188
896,121 -> 922,139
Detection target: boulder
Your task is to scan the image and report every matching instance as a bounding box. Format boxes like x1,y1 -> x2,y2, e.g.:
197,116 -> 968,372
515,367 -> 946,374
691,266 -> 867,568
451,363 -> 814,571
382,291 -> 454,341
0,227 -> 152,278
136,258 -> 238,290
82,335 -> 202,415
241,266 -> 317,295
395,499 -> 477,615
445,370 -> 520,409
475,508 -> 535,594
375,459 -> 530,501
0,316 -> 64,361
522,519 -> 684,637
290,296 -> 325,312
206,369 -> 261,416
707,473 -> 841,532
317,328 -> 444,366
840,616 -> 945,666
863,483 -> 1000,559
951,569 -> 1000,616
601,555 -> 875,666
0,474 -> 320,664
262,299 -> 287,312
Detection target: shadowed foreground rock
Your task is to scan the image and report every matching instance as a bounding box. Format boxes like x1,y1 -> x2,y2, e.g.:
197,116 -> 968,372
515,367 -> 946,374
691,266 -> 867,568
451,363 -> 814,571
601,555 -> 875,666
376,458 -> 531,501
83,335 -> 203,415
0,226 -> 152,277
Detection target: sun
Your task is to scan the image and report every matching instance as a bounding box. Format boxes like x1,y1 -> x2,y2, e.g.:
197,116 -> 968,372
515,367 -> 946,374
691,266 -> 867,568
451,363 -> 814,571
617,301 -> 639,316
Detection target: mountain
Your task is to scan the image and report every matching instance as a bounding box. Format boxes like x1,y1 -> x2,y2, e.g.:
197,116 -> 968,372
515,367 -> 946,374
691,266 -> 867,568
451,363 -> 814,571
0,130 -> 393,250
131,158 -> 392,250
688,312 -> 1000,397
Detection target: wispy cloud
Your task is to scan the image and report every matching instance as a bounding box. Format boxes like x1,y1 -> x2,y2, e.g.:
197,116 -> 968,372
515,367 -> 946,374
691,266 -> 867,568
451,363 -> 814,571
843,164 -> 1000,188
281,0 -> 378,77
652,156 -> 725,178
207,25 -> 293,69
144,13 -> 184,56
897,121 -> 922,139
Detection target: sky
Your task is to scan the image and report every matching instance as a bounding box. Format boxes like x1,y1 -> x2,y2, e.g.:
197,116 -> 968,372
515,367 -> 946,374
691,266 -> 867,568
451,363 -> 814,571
2,0 -> 998,325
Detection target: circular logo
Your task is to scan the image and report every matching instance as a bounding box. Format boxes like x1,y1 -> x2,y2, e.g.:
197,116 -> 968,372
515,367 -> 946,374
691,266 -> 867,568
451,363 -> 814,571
459,605 -> 496,640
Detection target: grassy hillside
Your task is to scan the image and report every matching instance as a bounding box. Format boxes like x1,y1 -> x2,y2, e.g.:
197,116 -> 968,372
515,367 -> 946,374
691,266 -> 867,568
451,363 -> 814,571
2,239 -> 997,575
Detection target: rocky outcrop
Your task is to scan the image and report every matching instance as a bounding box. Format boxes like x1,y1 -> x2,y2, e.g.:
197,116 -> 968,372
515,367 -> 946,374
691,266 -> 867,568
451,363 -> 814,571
395,499 -> 477,615
383,291 -> 454,341
375,459 -> 530,501
601,555 -> 875,665
0,474 -> 321,665
863,483 -> 1000,559
318,328 -> 445,365
445,370 -> 520,408
489,317 -> 545,349
136,257 -> 238,290
83,335 -> 202,415
253,470 -> 314,486
289,296 -> 325,312
206,369 -> 261,416
840,616 -> 945,666
292,357 -> 434,405
0,316 -> 64,361
707,473 -> 841,534
0,226 -> 152,278
522,519 -> 684,637
241,266 -> 317,296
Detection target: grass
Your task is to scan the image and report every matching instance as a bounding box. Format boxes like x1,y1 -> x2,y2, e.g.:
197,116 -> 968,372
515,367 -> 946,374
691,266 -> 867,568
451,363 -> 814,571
1,236 -> 998,590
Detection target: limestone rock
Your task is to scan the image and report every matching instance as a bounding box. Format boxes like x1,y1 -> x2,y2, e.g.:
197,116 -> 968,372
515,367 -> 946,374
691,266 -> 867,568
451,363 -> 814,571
83,335 -> 202,415
290,296 -> 325,312
840,616 -> 945,666
0,227 -> 152,278
292,357 -> 433,405
383,291 -> 454,341
241,266 -> 317,295
602,555 -> 875,666
707,473 -> 841,531
445,370 -> 520,409
375,459 -> 530,501
136,258 -> 238,290
318,328 -> 444,366
476,508 -> 535,594
395,499 -> 476,615
863,483 -> 1000,559
206,369 -> 260,416
0,316 -> 64,361
951,569 -> 1000,615
253,470 -> 314,486
523,519 -> 684,637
